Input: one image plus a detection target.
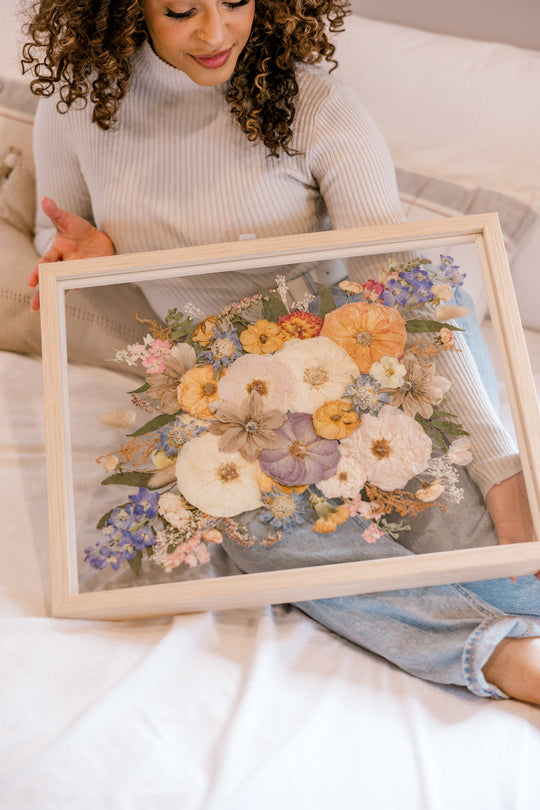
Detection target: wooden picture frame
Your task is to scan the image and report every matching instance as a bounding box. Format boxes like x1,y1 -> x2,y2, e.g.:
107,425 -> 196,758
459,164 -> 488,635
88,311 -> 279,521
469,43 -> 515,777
40,214 -> 540,620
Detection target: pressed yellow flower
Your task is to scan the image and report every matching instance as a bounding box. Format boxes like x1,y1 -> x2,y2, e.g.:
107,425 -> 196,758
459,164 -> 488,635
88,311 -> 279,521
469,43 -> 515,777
313,504 -> 350,534
192,316 -> 219,347
257,469 -> 308,494
312,400 -> 360,439
178,365 -> 222,419
239,319 -> 286,354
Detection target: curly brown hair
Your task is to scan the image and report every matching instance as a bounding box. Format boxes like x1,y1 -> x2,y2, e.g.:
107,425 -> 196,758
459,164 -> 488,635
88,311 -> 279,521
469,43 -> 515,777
22,0 -> 351,156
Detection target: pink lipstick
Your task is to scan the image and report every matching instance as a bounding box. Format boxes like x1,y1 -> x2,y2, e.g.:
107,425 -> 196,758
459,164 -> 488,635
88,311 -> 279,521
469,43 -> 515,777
191,49 -> 231,69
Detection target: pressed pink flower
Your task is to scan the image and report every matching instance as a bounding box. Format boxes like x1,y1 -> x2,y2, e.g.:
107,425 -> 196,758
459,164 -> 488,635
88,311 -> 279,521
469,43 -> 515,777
340,404 -> 432,491
142,354 -> 166,375
415,480 -> 445,502
447,437 -> 473,465
217,354 -> 295,411
362,523 -> 384,543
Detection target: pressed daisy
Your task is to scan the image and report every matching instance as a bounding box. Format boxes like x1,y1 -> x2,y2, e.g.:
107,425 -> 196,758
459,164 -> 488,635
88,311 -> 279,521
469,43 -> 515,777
369,355 -> 407,389
312,400 -> 360,440
217,353 -> 295,411
278,310 -> 323,340
146,343 -> 197,414
343,374 -> 389,415
178,364 -> 222,419
276,336 -> 358,413
321,301 -> 407,372
198,325 -> 244,370
260,489 -> 305,530
176,432 -> 262,517
208,391 -> 287,462
340,404 -> 432,491
239,319 -> 286,354
259,412 -> 340,487
389,354 -> 451,419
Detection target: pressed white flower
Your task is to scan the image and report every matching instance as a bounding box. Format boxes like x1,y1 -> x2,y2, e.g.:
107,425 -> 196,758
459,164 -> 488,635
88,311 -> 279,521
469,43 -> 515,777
317,457 -> 365,500
340,404 -> 432,491
217,353 -> 295,411
369,356 -> 407,389
158,492 -> 192,531
276,336 -> 358,413
176,433 -> 262,517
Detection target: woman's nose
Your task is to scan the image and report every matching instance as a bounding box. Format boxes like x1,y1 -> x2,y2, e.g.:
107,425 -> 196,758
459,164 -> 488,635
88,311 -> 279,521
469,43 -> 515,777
197,11 -> 226,47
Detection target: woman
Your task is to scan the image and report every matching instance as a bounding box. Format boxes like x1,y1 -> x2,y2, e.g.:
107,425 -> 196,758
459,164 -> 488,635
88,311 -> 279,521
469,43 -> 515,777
23,0 -> 540,703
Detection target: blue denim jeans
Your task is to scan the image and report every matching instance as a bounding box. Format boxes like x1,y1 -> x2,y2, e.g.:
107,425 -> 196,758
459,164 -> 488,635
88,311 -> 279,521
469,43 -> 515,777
221,467 -> 540,699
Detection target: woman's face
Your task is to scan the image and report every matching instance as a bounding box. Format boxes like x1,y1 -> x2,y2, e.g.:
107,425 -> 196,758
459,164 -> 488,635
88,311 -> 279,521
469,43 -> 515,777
141,0 -> 255,86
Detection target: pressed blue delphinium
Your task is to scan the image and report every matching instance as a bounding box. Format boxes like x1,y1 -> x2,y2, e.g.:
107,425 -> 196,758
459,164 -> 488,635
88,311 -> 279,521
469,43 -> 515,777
198,325 -> 244,371
343,374 -> 389,416
260,488 -> 306,530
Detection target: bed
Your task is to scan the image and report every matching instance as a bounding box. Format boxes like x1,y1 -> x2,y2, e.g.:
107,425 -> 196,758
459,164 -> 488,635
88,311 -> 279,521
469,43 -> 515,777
2,2 -> 540,807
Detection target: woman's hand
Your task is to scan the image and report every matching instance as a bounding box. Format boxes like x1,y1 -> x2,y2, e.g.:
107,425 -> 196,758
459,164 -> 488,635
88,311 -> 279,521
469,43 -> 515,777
486,471 -> 539,580
29,197 -> 115,311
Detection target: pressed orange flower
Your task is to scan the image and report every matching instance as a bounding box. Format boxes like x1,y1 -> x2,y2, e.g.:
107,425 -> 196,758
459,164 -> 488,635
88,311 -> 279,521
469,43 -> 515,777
178,365 -> 222,419
192,316 -> 219,347
257,469 -> 308,495
312,503 -> 350,534
312,400 -> 360,440
278,310 -> 323,340
320,301 -> 407,373
239,319 -> 285,354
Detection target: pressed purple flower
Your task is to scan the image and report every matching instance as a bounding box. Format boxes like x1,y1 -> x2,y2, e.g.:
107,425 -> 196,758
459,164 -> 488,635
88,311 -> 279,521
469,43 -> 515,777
400,269 -> 434,303
380,277 -> 410,307
129,488 -> 159,519
439,255 -> 466,288
84,543 -> 123,571
130,523 -> 157,551
259,412 -> 340,487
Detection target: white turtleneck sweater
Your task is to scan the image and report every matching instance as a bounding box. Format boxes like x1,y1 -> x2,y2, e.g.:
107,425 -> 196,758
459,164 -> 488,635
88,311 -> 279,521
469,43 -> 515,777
33,41 -> 520,495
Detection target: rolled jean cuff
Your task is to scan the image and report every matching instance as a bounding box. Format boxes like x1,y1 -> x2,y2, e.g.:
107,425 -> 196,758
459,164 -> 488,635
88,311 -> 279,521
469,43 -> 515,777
463,615 -> 540,698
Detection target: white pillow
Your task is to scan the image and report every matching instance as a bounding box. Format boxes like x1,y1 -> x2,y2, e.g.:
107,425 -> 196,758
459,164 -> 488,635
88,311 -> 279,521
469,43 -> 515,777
334,15 -> 540,206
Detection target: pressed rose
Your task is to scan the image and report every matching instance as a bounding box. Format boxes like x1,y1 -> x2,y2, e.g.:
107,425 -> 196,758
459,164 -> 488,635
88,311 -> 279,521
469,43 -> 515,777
362,279 -> 386,303
217,354 -> 295,411
438,327 -> 455,349
208,391 -> 286,462
176,433 -> 262,516
320,301 -> 407,372
276,336 -> 358,414
201,528 -> 223,544
369,355 -> 407,389
239,319 -> 286,354
312,400 -> 360,440
338,280 -> 364,296
102,454 -> 120,473
389,354 -> 451,419
340,404 -> 432,491
278,310 -> 323,340
146,343 -> 197,414
178,365 -> 222,419
259,412 -> 340,487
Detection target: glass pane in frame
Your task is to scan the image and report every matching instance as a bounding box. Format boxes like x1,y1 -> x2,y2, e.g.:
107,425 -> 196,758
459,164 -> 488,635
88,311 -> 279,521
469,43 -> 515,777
40,216 -> 540,620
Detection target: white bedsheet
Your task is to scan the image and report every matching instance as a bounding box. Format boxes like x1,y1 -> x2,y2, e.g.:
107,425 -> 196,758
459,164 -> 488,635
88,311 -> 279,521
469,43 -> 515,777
2,329 -> 540,809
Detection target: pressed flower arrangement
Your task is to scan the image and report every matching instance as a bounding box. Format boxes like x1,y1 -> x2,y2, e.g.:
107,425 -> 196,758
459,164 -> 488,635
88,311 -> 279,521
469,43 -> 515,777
86,255 -> 475,577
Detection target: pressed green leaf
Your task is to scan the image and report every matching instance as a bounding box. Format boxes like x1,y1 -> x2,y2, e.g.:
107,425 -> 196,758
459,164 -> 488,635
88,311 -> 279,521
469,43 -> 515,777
252,282 -> 288,321
405,319 -> 465,333
101,471 -> 152,487
128,382 -> 150,394
315,283 -> 337,319
128,413 -> 177,436
127,552 -> 143,576
96,507 -> 115,531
